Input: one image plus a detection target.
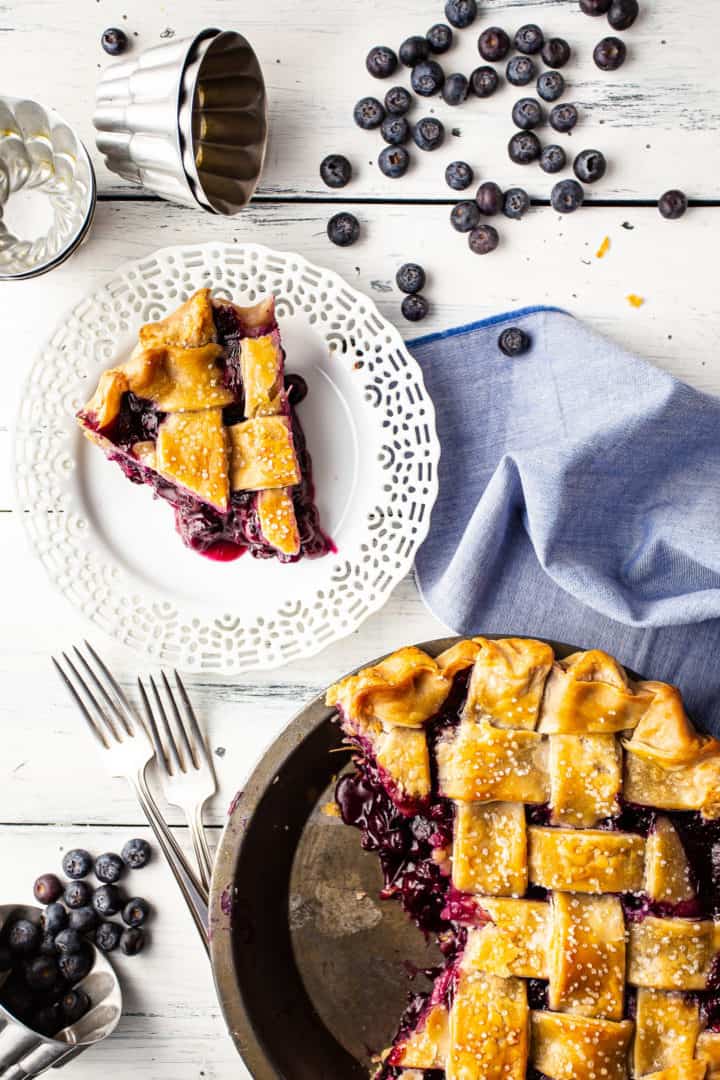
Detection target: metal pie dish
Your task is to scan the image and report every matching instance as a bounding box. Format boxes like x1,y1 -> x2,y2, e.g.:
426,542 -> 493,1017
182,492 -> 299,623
208,636 -> 592,1078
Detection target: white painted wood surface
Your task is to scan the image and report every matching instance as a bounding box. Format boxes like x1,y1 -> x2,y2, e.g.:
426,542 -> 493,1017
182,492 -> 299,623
1,0 -> 720,1076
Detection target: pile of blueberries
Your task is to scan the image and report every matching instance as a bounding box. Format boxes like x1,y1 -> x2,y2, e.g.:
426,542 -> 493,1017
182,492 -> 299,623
0,839 -> 151,1038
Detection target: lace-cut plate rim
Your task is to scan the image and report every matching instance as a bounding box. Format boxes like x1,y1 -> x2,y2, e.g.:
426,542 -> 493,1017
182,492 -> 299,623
14,242 -> 440,673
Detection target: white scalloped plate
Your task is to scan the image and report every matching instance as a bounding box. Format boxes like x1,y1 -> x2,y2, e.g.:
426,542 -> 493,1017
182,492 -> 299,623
15,243 -> 440,673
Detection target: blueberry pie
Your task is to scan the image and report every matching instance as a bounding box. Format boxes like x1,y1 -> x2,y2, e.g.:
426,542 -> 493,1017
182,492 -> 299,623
328,638 -> 720,1079
77,288 -> 333,562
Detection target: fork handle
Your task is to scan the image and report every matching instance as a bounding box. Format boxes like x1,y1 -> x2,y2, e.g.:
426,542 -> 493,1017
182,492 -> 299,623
188,803 -> 214,894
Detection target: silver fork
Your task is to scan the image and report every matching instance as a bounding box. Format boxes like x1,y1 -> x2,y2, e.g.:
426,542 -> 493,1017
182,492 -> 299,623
52,643 -> 210,951
137,671 -> 217,893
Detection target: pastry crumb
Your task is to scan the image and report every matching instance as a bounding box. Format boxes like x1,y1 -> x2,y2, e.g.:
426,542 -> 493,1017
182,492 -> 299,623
322,800 -> 341,818
626,293 -> 645,308
596,236 -> 610,259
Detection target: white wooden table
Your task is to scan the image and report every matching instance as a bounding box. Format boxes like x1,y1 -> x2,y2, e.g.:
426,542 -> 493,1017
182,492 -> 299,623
1,1 -> 719,1076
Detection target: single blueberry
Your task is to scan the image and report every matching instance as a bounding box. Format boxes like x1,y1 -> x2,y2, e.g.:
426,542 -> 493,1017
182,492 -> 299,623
608,0 -> 639,30
413,116 -> 445,151
384,86 -> 412,115
101,28 -> 128,56
468,224 -> 499,255
396,263 -> 426,294
658,189 -> 688,220
366,45 -> 398,79
445,160 -> 474,191
378,145 -> 410,177
62,849 -> 92,880
478,26 -> 510,62
95,853 -> 125,885
506,55 -> 537,86
514,24 -> 544,55
55,928 -> 84,955
508,130 -> 541,164
39,932 -> 59,956
450,200 -> 481,233
470,66 -> 500,98
92,885 -> 123,918
444,0 -> 477,29
580,0 -> 611,12
319,154 -> 352,188
475,181 -> 504,216
31,1003 -> 62,1037
58,945 -> 93,983
381,115 -> 410,145
2,977 -> 33,1020
537,70 -> 565,102
7,919 -> 40,954
426,23 -> 453,54
541,38 -> 571,68
95,921 -> 123,953
498,327 -> 532,356
442,73 -> 469,106
549,103 -> 579,133
69,906 -> 99,935
353,97 -> 385,130
122,898 -> 150,928
512,97 -> 544,130
401,294 -> 430,322
574,148 -> 607,183
43,903 -> 68,936
594,35 -> 627,70
540,144 -> 567,173
411,60 -> 445,96
33,874 -> 64,905
551,178 -> 585,213
399,35 -> 430,67
25,955 -> 60,993
503,187 -> 531,219
120,928 -> 146,956
64,881 -> 92,910
61,988 -> 91,1025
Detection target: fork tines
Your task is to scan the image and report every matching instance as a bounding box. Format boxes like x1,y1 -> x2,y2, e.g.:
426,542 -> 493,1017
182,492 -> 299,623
137,670 -> 214,780
52,641 -> 140,748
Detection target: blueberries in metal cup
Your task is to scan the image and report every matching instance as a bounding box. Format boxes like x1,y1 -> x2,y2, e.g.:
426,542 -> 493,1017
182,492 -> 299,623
25,955 -> 60,993
593,36 -> 627,70
378,145 -> 410,177
468,224 -> 499,255
442,73 -> 469,106
512,98 -> 544,131
401,295 -> 429,322
95,921 -> 123,953
580,0 -> 611,13
475,181 -> 503,216
92,884 -> 123,918
450,201 -> 481,233
61,988 -> 91,1025
64,881 -> 92,910
537,71 -> 565,102
514,24 -> 544,55
95,852 -> 125,885
426,23 -> 453,54
478,27 -> 510,62
122,898 -> 150,928
506,56 -> 537,87
411,60 -> 445,97
384,86 -> 412,115
366,45 -> 398,79
68,905 -> 99,935
470,66 -> 500,98
574,149 -> 607,183
381,115 -> 410,145
413,117 -> 445,151
445,161 -> 474,191
551,178 -> 585,213
503,187 -> 531,219
399,36 -> 430,67
499,327 -> 532,356
396,263 -> 426,294
33,874 -> 63,905
62,849 -> 92,880
54,928 -> 84,955
120,928 -> 146,957
541,37 -> 571,68
101,28 -> 128,56
353,97 -> 385,130
445,0 -> 477,29
540,144 -> 567,174
320,154 -> 352,188
658,189 -> 688,220
327,211 -> 360,245
43,903 -> 68,936
121,838 -> 152,870
550,103 -> 579,133
7,919 -> 40,954
58,945 -> 93,983
608,0 -> 639,30
508,131 -> 541,164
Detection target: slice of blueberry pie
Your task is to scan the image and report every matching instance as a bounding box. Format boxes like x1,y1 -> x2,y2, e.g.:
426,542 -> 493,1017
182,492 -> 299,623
77,288 -> 333,562
327,638 -> 720,1079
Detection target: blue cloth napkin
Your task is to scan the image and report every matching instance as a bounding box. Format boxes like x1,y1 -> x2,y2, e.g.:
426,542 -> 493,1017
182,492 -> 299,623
409,307 -> 720,736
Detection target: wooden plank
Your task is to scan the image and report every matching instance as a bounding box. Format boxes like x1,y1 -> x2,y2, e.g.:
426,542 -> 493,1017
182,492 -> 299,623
2,0 -> 719,200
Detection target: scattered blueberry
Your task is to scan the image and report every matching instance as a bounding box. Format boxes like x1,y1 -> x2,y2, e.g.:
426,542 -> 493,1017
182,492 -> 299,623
366,45 -> 398,79
33,874 -> 63,906
62,850 -> 92,880
92,885 -> 123,918
508,130 -> 541,164
475,181 -> 503,216
413,117 -> 445,151
54,929 -> 84,955
445,160 -> 474,190
540,143 -> 567,173
32,1003 -> 61,1037
541,38 -> 571,68
551,178 -> 585,213
101,28 -> 128,56
68,906 -> 99,935
39,932 -> 59,957
353,97 -> 385,130
381,115 -> 410,145
378,145 -> 410,177
608,0 -> 639,30
25,955 -> 60,993
503,187 -> 531,219
320,154 -> 352,189
574,148 -> 607,183
122,838 -> 152,871
400,294 -> 429,322
58,946 -> 93,983
506,56 -> 537,87
95,853 -> 125,885
512,97 -> 544,131
478,27 -> 510,62
120,928 -> 146,957
442,73 -> 469,106
384,86 -> 412,115
470,66 -> 500,98
580,0 -> 611,13
514,24 -> 544,55
537,70 -> 565,102
499,327 -> 532,356
396,263 -> 426,293
426,23 -> 453,54
411,60 -> 445,96
61,988 -> 91,1025
399,36 -> 430,67
450,201 -> 481,232
468,224 -> 499,255
43,903 -> 68,936
549,103 -> 579,133
122,898 -> 150,928
445,0 -> 477,29
594,36 -> 627,70
7,920 -> 40,955
327,212 -> 360,246
95,922 -> 123,953
64,881 -> 92,910
658,189 -> 688,220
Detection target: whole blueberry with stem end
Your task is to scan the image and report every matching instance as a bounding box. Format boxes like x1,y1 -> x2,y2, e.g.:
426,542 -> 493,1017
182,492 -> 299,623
537,71 -> 565,103
515,24 -> 544,55
64,881 -> 92,910
658,189 -> 688,220
101,28 -> 128,56
426,23 -> 453,54
320,154 -> 352,188
508,130 -> 541,164
59,945 -> 93,983
478,27 -> 510,62
401,294 -> 429,322
43,903 -> 68,935
551,178 -> 585,213
512,97 -> 544,131
608,0 -> 639,30
25,955 -> 60,993
445,160 -> 474,191
62,849 -> 92,880
61,989 -> 91,1025
594,36 -> 627,70
470,66 -> 500,98
327,212 -> 360,246
120,928 -> 146,956
411,60 -> 445,96
442,73 -> 469,106
550,103 -> 579,133
54,928 -> 84,955
540,144 -> 567,173
95,852 -> 124,884
378,145 -> 410,177
7,919 -> 39,955
503,187 -> 531,219
92,884 -> 123,917
413,117 -> 445,151
506,56 -> 537,87
381,115 -> 410,145
122,898 -> 150,928
574,148 -> 607,183
580,0 -> 611,13
445,0 -> 477,29
95,922 -> 123,953
476,181 -> 503,216
353,97 -> 385,130
366,45 -> 398,79
396,263 -> 426,293
468,224 -> 499,255
34,874 -> 63,905
450,201 -> 481,233
384,86 -> 411,115
69,906 -> 99,935
399,36 -> 430,67
122,838 -> 151,870
499,327 -> 532,356
541,38 -> 571,68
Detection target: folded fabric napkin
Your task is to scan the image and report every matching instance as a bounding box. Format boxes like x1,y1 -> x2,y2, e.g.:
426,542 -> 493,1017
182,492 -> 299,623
409,307 -> 720,735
